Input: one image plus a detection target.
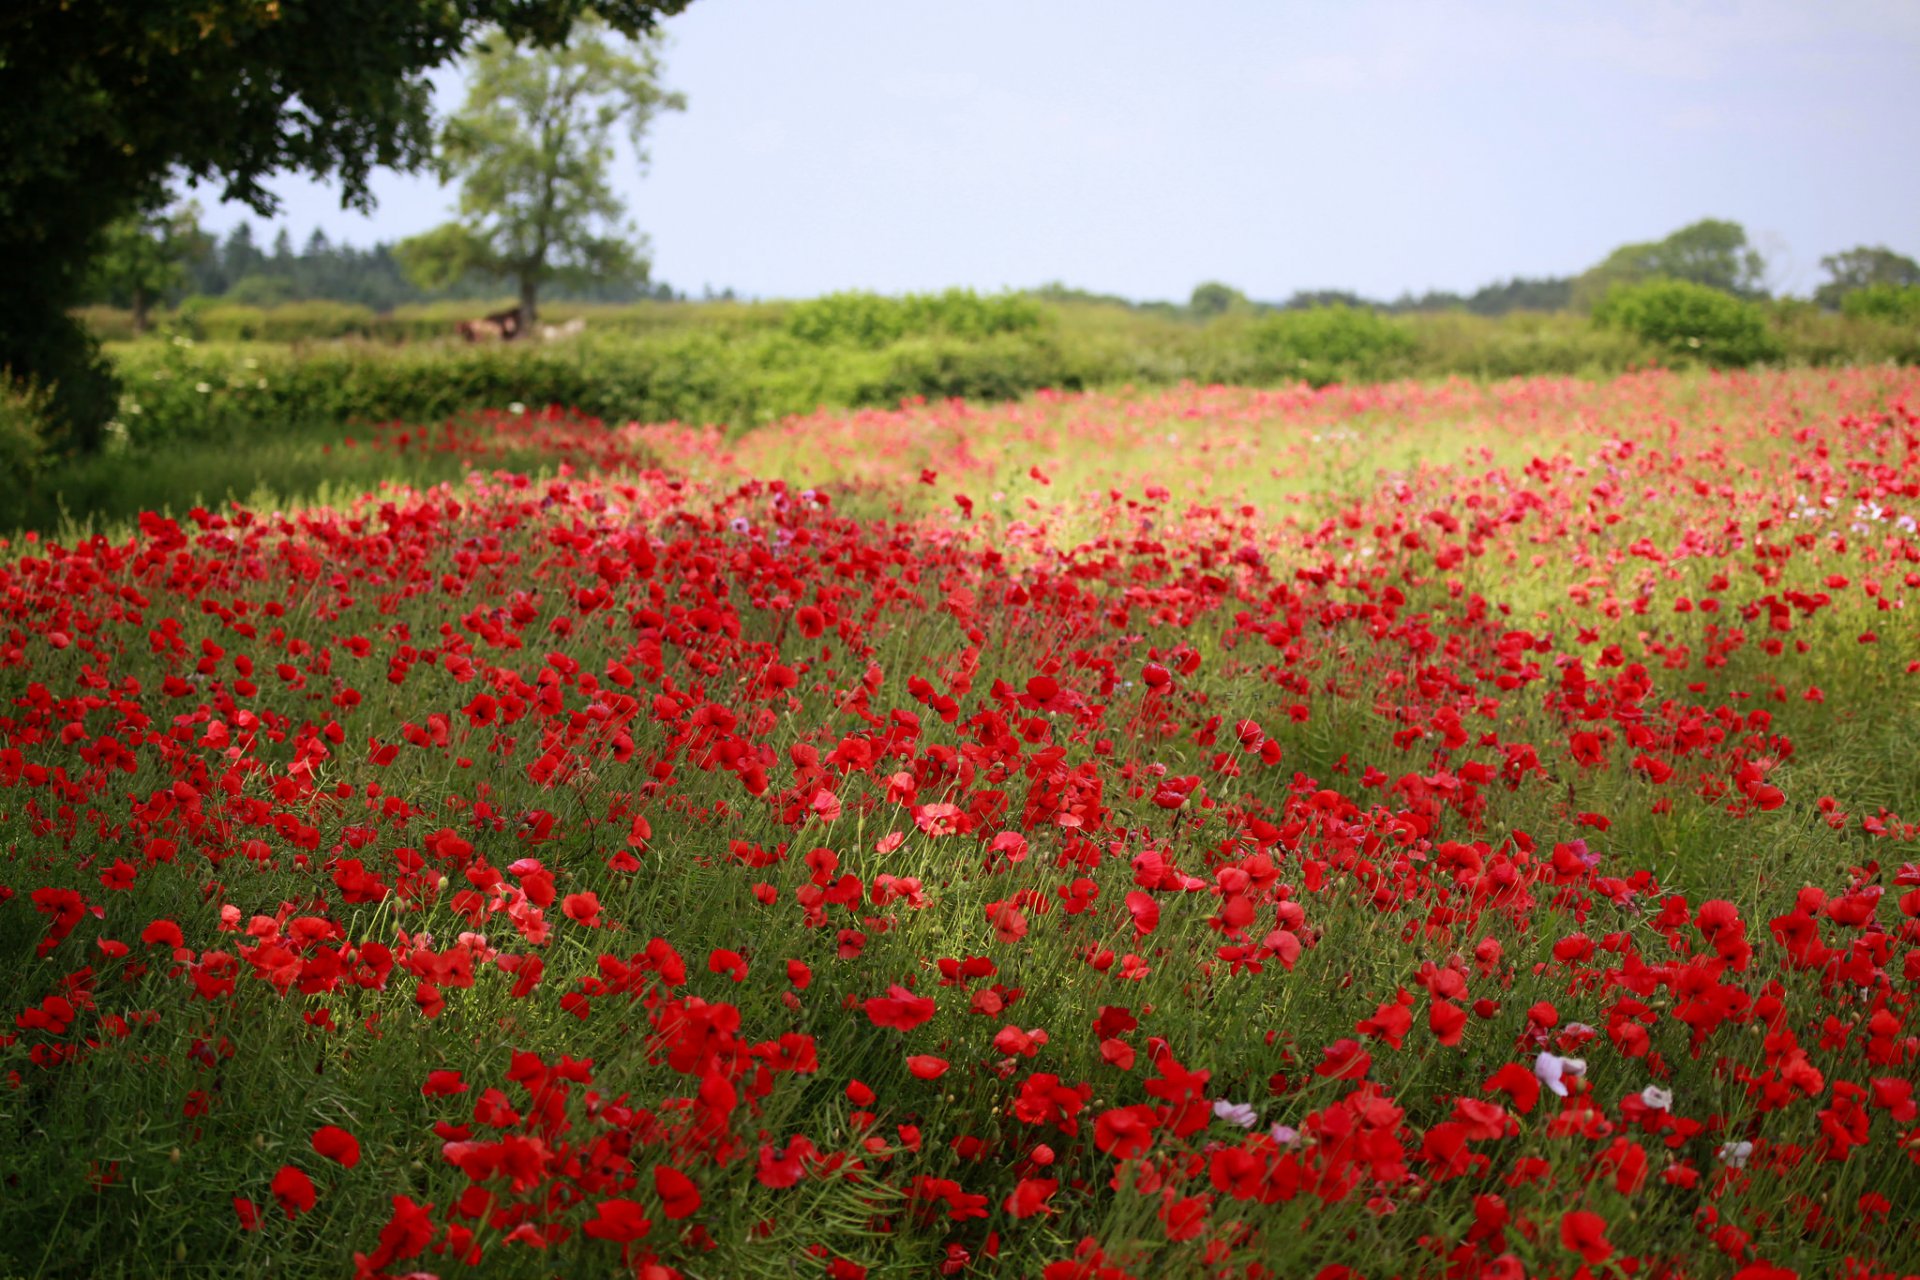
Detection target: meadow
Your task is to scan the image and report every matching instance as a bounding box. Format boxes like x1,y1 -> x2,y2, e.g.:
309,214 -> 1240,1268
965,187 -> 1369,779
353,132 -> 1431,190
3,367 -> 1920,1278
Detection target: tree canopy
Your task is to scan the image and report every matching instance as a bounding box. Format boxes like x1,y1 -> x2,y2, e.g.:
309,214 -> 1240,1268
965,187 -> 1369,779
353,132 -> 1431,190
0,0 -> 691,448
1574,218 -> 1769,308
1188,282 -> 1253,319
395,21 -> 683,325
1814,246 -> 1920,310
84,204 -> 211,333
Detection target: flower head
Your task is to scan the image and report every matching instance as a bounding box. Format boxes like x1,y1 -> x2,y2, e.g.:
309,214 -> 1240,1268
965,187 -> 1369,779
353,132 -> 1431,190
1212,1099 -> 1258,1129
1533,1051 -> 1587,1098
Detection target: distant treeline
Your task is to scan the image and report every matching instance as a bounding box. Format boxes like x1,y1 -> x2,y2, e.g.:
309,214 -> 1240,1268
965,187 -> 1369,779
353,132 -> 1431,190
84,215 -> 1918,327
155,223 -> 714,312
1032,276 -> 1574,319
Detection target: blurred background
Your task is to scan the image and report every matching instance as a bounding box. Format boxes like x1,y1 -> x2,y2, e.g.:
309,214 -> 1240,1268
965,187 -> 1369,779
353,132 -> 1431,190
186,0 -> 1920,305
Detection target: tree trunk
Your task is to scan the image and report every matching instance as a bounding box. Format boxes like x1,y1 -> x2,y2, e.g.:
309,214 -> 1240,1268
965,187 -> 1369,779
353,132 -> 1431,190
518,276 -> 538,330
131,285 -> 150,336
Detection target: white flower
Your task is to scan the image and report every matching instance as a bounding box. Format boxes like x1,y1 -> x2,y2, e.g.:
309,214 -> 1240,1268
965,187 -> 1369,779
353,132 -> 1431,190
1212,1099 -> 1258,1129
1717,1141 -> 1753,1168
1268,1123 -> 1301,1147
507,401 -> 527,415
1533,1051 -> 1587,1098
1639,1085 -> 1673,1111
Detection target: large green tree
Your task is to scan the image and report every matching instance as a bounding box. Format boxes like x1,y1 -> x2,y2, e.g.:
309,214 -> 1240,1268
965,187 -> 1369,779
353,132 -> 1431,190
0,0 -> 691,450
396,22 -> 683,327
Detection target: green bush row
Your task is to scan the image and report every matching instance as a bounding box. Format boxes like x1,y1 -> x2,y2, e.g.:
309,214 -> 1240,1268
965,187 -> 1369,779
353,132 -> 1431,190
80,298 -> 786,345
1842,283 -> 1920,326
785,289 -> 1048,348
105,326 -> 1111,446
99,297 -> 1920,449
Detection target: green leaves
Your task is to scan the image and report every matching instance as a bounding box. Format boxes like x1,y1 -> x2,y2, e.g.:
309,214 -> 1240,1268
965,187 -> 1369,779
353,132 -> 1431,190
1573,218 -> 1770,309
83,203 -> 211,332
393,223 -> 498,291
1591,278 -> 1780,368
2,0 -> 693,451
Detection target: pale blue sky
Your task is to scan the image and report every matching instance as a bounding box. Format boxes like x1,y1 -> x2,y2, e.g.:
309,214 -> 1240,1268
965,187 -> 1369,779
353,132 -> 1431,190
195,0 -> 1920,302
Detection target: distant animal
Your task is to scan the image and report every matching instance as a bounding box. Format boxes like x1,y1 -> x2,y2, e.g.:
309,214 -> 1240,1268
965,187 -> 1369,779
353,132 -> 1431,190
457,306 -> 526,343
540,317 -> 587,341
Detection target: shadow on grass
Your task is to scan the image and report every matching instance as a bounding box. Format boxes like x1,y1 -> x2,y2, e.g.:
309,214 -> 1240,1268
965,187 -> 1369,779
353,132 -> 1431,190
3,419 -> 560,540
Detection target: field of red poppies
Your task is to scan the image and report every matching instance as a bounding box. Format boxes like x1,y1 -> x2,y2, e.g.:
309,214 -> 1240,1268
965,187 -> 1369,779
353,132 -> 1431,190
4,367 -> 1919,1279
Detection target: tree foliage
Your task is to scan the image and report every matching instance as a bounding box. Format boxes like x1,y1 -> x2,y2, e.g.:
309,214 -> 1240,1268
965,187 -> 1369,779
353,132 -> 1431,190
83,204 -> 212,333
1574,219 -> 1769,309
1840,284 -> 1920,327
1814,245 -> 1920,310
1188,282 -> 1253,319
1,0 -> 691,449
396,21 -> 683,325
1591,278 -> 1779,368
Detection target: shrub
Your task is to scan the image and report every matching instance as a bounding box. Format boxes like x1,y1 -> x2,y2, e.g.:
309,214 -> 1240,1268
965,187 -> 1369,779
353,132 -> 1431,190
1591,279 -> 1780,367
787,289 -> 1045,348
175,300 -> 379,342
1841,284 -> 1920,327
0,377 -> 52,502
1243,305 -> 1417,385
2,312 -> 120,454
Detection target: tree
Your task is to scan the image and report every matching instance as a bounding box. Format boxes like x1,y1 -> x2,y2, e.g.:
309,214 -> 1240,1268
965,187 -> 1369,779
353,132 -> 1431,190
1574,218 -> 1769,308
1,1 -> 691,451
396,22 -> 683,326
1188,282 -> 1251,319
1814,245 -> 1920,310
1281,289 -> 1374,312
84,203 -> 211,333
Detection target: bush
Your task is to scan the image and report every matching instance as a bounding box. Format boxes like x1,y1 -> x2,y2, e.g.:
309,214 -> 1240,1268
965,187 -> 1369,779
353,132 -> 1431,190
1841,284 -> 1920,327
0,377 -> 52,502
787,289 -> 1045,348
175,299 -> 379,342
1591,279 -> 1780,368
877,332 -> 1087,404
86,285 -> 1918,449
1400,310 -> 1655,379
104,323 -> 1096,447
1242,305 -> 1417,385
0,309 -> 121,454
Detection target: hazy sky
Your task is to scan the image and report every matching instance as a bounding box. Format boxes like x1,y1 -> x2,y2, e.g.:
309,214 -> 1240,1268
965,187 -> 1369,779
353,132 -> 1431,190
194,0 -> 1920,303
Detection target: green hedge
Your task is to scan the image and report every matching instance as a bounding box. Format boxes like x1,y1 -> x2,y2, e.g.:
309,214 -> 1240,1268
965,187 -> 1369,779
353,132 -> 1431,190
1842,284 -> 1920,326
1592,279 -> 1781,367
0,378 -> 52,494
785,289 -> 1048,348
96,293 -> 1920,449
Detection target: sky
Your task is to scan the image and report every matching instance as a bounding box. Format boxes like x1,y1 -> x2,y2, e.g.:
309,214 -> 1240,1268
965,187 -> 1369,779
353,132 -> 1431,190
193,0 -> 1920,304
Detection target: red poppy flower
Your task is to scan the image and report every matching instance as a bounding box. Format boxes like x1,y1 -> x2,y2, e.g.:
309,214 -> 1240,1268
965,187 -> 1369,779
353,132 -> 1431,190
865,985 -> 936,1031
1005,1176 -> 1058,1218
654,1165 -> 701,1220
311,1125 -> 361,1168
270,1165 -> 316,1218
1559,1209 -> 1611,1264
582,1197 -> 651,1242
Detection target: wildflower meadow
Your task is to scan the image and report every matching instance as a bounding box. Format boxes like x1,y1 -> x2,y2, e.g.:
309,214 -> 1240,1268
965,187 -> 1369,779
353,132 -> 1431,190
4,367 -> 1919,1278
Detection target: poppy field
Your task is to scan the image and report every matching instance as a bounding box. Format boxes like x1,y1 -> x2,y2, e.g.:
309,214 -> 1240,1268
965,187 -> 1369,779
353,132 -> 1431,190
4,367 -> 1920,1279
